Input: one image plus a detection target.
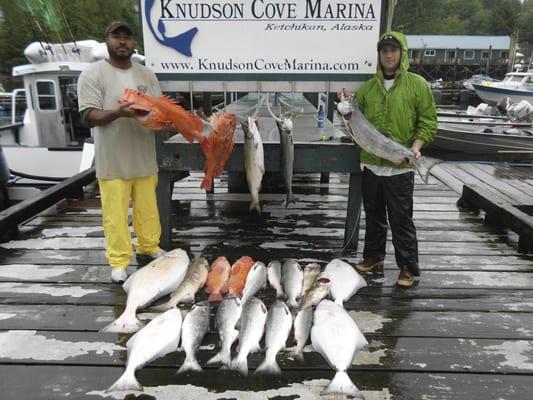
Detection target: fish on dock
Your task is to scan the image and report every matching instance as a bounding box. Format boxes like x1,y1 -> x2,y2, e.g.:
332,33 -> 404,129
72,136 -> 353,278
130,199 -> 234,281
200,112 -> 237,191
207,295 -> 242,368
177,301 -> 210,374
227,256 -> 255,298
152,256 -> 209,311
267,260 -> 285,299
301,262 -> 322,296
311,300 -> 368,397
288,306 -> 313,363
282,258 -> 304,309
230,297 -> 268,376
240,261 -> 267,305
205,256 -> 232,302
299,274 -> 331,309
275,115 -> 296,207
118,88 -> 206,147
242,116 -> 265,213
323,259 -> 367,306
107,308 -> 183,392
102,249 -> 190,333
254,300 -> 293,376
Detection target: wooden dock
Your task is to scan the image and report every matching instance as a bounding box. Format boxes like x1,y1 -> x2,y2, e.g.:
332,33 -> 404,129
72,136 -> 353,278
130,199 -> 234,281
1,167 -> 532,399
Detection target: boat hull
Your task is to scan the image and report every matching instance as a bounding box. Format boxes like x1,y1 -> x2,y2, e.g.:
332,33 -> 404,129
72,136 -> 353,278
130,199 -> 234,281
472,83 -> 533,105
431,123 -> 533,155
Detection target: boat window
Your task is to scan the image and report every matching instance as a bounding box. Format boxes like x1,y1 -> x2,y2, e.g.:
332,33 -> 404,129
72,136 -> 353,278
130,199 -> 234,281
36,80 -> 57,110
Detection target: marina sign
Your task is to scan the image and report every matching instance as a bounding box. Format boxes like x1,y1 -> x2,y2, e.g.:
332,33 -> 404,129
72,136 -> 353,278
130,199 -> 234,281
140,0 -> 383,85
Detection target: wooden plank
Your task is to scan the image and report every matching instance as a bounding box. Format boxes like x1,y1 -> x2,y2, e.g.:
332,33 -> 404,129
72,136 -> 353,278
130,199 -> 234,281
461,183 -> 533,251
474,163 -> 533,197
2,366 -> 531,400
1,330 -> 532,375
1,304 -> 532,339
0,168 -> 96,239
459,163 -> 533,205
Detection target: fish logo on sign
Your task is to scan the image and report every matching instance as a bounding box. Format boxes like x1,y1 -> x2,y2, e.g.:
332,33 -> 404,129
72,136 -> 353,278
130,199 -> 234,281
144,0 -> 198,57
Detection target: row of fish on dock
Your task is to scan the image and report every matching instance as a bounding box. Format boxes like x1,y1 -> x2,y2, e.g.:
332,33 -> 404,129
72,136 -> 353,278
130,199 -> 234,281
102,249 -> 369,397
120,89 -> 297,208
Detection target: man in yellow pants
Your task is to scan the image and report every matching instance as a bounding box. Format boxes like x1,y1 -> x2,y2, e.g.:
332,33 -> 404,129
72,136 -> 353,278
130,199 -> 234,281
77,21 -> 165,282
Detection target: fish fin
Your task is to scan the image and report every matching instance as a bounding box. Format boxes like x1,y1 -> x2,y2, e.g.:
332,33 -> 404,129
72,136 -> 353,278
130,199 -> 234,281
254,358 -> 281,376
177,357 -> 202,374
107,368 -> 143,392
158,95 -> 181,106
100,312 -> 143,333
321,371 -> 360,396
230,355 -> 249,376
250,342 -> 262,353
207,292 -> 224,302
249,201 -> 261,214
220,281 -> 229,294
284,194 -> 296,208
206,349 -> 231,367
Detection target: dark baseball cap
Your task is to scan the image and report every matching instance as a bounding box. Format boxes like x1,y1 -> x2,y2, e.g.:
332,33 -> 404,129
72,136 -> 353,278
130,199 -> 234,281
105,21 -> 133,37
378,35 -> 401,50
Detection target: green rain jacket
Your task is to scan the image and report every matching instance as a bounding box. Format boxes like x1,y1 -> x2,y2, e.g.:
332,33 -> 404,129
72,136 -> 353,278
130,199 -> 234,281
356,31 -> 437,169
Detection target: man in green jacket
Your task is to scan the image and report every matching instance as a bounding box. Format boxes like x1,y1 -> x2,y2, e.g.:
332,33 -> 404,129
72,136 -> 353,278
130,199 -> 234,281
349,31 -> 437,287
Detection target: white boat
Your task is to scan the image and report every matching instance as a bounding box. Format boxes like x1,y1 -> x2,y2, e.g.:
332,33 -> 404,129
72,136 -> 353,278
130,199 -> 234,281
472,71 -> 533,104
0,40 -> 144,187
462,74 -> 499,92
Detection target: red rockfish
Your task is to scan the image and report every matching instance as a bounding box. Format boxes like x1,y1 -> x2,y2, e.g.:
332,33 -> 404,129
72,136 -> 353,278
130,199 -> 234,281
119,88 -> 206,148
205,256 -> 231,302
227,256 -> 255,298
200,112 -> 237,190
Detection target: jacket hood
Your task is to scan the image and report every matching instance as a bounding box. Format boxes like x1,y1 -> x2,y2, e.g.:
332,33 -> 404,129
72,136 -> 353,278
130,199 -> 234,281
376,31 -> 409,80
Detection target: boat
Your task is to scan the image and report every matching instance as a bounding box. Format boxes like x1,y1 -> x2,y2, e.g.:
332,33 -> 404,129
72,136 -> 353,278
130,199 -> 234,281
462,74 -> 499,92
0,40 -> 144,187
431,121 -> 533,155
472,71 -> 533,104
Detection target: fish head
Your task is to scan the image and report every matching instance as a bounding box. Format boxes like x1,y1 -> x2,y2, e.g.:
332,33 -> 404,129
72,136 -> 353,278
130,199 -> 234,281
277,114 -> 293,133
119,88 -> 154,120
305,262 -> 321,273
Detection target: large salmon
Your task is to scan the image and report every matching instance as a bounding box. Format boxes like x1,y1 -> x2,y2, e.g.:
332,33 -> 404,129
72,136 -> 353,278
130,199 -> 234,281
242,117 -> 265,213
118,89 -> 206,148
275,115 -> 296,207
338,94 -> 437,183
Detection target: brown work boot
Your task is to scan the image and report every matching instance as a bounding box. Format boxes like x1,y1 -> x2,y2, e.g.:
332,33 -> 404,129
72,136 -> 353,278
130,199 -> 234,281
356,257 -> 384,273
397,269 -> 414,287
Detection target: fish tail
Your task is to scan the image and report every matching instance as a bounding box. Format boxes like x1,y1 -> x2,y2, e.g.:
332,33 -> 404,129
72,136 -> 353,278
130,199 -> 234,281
322,371 -> 360,396
100,311 -> 143,333
200,174 -> 213,191
177,356 -> 202,374
230,354 -> 249,376
249,200 -> 261,214
254,356 -> 281,376
206,348 -> 231,367
414,156 -> 442,185
207,292 -> 224,302
285,192 -> 296,208
107,368 -> 143,392
287,346 -> 305,363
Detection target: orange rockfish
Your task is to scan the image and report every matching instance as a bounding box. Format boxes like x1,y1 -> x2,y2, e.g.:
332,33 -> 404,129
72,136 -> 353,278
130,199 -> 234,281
206,256 -> 231,302
200,112 -> 237,190
119,88 -> 206,147
227,256 -> 255,298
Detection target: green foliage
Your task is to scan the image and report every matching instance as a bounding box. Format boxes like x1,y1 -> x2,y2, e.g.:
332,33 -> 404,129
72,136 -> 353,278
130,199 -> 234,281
0,0 -> 140,77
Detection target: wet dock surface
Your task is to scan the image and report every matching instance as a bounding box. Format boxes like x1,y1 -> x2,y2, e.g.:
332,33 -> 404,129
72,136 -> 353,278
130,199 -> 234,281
1,168 -> 532,399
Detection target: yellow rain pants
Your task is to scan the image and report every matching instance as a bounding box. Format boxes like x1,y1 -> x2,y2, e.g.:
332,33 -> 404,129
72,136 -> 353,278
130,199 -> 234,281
98,175 -> 161,269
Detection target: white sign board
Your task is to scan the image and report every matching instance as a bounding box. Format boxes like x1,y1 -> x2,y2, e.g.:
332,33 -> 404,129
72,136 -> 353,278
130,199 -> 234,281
141,0 -> 382,81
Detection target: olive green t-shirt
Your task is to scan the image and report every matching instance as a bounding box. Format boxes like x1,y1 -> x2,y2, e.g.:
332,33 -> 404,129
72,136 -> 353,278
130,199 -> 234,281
77,60 -> 162,179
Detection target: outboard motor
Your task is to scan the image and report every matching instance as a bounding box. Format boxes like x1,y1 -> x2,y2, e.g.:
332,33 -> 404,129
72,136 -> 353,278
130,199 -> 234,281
496,97 -> 512,116
497,97 -> 533,122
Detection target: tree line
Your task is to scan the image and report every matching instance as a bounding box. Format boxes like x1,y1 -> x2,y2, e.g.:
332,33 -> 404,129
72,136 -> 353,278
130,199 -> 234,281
0,0 -> 532,84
